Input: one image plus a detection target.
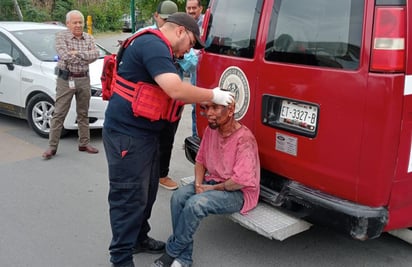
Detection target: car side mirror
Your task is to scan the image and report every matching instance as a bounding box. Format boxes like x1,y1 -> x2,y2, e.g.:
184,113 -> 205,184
0,53 -> 15,70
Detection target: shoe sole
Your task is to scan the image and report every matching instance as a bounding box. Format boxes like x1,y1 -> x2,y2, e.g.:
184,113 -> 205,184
159,183 -> 178,190
42,150 -> 56,160
78,148 -> 99,154
133,248 -> 165,254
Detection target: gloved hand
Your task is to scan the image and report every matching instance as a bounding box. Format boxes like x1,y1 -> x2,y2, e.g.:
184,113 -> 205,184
212,87 -> 234,106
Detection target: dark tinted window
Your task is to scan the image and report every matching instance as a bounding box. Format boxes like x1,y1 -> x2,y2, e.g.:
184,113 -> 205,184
204,0 -> 263,59
265,0 -> 364,69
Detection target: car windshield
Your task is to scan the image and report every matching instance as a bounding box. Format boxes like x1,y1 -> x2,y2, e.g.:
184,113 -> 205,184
10,28 -> 110,62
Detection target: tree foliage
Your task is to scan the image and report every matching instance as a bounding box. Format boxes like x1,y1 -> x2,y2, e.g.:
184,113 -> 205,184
0,0 -> 210,32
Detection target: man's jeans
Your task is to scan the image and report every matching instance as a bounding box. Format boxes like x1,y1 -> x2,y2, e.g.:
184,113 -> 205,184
166,182 -> 244,266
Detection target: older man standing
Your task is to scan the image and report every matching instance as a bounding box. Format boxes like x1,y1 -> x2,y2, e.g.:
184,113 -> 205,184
42,10 -> 99,159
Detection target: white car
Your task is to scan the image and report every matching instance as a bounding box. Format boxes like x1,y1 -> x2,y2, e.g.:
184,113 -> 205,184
0,21 -> 108,138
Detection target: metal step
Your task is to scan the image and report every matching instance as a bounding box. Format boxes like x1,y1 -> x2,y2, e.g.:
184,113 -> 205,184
180,176 -> 312,241
389,228 -> 412,245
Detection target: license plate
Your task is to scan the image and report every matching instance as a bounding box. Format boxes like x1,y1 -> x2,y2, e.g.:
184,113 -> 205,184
280,100 -> 318,132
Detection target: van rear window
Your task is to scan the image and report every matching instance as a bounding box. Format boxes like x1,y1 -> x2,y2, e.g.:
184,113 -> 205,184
264,0 -> 364,70
204,0 -> 263,59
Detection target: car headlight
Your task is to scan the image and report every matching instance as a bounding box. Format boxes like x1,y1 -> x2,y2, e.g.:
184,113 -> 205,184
90,84 -> 102,97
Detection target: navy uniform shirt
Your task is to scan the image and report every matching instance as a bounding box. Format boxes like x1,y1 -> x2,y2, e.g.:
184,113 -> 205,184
104,32 -> 177,137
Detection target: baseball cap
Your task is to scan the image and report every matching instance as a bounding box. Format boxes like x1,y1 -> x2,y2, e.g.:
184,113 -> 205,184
157,1 -> 178,19
166,12 -> 205,49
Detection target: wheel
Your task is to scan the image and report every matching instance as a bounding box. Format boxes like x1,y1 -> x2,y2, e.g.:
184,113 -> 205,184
26,93 -> 68,138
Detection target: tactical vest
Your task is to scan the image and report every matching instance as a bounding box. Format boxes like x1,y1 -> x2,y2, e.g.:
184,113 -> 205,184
113,29 -> 184,122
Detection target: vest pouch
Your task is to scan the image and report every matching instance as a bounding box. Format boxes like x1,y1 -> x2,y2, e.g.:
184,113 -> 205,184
132,82 -> 169,121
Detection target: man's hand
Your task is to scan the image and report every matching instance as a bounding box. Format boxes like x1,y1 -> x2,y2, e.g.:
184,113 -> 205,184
195,183 -> 215,194
212,87 -> 234,106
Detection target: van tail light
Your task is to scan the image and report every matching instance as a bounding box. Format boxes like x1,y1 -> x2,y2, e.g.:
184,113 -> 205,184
370,6 -> 406,73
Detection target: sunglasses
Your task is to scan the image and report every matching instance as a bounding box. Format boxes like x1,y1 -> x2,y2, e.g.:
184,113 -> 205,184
185,29 -> 196,48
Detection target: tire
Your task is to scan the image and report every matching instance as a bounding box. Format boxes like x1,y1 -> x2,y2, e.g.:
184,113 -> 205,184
26,93 -> 68,138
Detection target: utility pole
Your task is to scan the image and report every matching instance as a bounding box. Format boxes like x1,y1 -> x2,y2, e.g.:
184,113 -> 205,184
12,0 -> 24,21
131,0 -> 136,33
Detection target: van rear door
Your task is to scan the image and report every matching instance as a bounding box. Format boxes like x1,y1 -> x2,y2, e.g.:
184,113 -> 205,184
257,0 -> 404,208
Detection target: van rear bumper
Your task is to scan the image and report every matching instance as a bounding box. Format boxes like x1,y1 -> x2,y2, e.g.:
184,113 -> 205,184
280,180 -> 388,240
184,136 -> 388,240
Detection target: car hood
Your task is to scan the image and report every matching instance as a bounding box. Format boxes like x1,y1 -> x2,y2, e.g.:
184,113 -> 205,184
39,61 -> 58,77
39,59 -> 103,87
89,59 -> 103,87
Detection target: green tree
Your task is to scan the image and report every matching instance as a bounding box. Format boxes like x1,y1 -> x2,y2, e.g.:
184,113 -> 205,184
52,0 -> 74,23
135,0 -> 209,21
80,1 -> 125,32
0,0 -> 210,32
0,0 -> 18,20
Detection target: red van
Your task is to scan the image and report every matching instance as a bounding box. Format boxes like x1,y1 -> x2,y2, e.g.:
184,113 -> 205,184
184,0 -> 412,241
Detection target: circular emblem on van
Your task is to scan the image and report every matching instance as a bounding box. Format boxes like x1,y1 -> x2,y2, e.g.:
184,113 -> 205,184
218,66 -> 250,120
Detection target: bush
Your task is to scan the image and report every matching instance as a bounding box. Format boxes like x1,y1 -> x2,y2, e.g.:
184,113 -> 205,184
0,0 -> 212,32
80,1 -> 124,32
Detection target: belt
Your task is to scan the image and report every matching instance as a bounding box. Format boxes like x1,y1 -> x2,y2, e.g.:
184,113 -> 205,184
69,71 -> 89,77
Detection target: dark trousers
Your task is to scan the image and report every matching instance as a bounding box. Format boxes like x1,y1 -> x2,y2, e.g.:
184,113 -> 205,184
159,119 -> 180,178
103,128 -> 160,265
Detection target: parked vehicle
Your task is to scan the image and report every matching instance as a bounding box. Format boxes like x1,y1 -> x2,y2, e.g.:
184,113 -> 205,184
185,0 -> 412,242
0,21 -> 109,138
120,11 -> 144,32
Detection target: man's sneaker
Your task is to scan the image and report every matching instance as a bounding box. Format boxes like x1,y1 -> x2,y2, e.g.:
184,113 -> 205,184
151,253 -> 175,267
171,259 -> 191,267
133,237 -> 165,254
159,177 -> 178,190
170,260 -> 183,267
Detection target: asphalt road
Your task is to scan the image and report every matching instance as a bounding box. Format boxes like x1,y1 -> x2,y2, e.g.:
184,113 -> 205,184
0,32 -> 411,267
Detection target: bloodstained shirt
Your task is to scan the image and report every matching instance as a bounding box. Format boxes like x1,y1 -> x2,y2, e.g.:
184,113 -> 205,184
196,125 -> 260,214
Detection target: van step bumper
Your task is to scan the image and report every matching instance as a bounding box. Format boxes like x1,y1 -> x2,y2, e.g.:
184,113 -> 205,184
389,228 -> 412,245
180,176 -> 312,240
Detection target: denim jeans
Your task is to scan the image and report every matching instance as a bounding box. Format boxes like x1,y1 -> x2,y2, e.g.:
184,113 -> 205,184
166,182 -> 244,266
103,128 -> 160,265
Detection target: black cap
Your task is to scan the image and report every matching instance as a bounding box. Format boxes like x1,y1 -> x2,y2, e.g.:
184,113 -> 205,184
166,12 -> 205,49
